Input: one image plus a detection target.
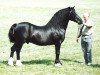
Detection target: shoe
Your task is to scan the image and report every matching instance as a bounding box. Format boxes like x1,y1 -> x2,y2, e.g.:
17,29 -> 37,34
87,63 -> 92,66
81,61 -> 87,65
81,62 -> 85,64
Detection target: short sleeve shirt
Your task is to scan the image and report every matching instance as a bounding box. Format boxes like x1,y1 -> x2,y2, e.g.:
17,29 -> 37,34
82,19 -> 94,35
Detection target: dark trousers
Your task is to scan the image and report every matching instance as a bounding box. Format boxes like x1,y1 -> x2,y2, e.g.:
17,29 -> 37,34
81,35 -> 92,64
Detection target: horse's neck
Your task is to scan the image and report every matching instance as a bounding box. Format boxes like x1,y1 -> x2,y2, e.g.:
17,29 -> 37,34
47,11 -> 70,30
47,18 -> 69,31
62,20 -> 69,30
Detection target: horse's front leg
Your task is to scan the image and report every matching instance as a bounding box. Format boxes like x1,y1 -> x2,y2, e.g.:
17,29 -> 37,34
55,43 -> 62,67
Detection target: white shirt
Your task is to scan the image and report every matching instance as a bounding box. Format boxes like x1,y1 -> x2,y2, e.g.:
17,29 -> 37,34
82,19 -> 94,35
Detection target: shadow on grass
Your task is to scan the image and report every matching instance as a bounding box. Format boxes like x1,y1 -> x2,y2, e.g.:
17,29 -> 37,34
1,59 -> 53,66
90,64 -> 100,68
61,59 -> 100,68
61,59 -> 82,64
2,59 -> 100,68
1,61 -> 7,64
22,59 -> 53,65
0,61 -> 8,65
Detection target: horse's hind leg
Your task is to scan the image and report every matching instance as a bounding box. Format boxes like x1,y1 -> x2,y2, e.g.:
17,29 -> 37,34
8,44 -> 16,66
15,42 -> 24,66
8,41 -> 24,66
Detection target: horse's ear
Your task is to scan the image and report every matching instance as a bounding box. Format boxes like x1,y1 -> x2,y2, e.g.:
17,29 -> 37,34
73,6 -> 75,9
68,7 -> 71,11
68,7 -> 70,9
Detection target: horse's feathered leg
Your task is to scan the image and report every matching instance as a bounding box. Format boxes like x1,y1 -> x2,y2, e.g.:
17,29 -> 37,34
55,43 -> 62,67
8,43 -> 16,66
15,41 -> 24,66
8,41 -> 24,66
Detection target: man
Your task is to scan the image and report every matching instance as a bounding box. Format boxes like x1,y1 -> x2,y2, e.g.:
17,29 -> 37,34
76,13 -> 94,65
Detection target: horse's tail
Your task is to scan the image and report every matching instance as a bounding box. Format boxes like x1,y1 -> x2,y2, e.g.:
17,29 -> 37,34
8,23 -> 17,43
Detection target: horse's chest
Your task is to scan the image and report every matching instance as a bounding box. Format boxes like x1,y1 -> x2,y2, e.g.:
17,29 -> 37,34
52,31 -> 65,41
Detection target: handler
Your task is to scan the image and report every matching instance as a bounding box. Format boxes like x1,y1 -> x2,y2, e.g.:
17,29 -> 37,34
76,13 -> 94,65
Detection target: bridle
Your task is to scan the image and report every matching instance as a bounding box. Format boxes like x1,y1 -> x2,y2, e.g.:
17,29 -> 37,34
68,9 -> 82,24
68,10 -> 73,18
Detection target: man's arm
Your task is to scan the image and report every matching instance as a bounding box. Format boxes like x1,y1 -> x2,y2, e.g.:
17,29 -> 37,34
76,25 -> 84,43
83,20 -> 93,28
83,23 -> 92,28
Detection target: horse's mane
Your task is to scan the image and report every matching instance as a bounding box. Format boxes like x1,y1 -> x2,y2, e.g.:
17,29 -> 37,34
47,8 -> 69,26
20,8 -> 70,29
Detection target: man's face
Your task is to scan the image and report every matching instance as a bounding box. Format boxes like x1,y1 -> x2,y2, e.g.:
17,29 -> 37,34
83,13 -> 89,22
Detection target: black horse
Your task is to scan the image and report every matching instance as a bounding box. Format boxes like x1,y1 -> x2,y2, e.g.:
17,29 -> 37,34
8,7 -> 83,66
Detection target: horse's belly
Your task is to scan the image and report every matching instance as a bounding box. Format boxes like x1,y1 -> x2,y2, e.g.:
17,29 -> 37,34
29,36 -> 53,46
30,40 -> 53,46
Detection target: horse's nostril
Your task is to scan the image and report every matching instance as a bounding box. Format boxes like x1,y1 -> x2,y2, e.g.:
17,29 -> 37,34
78,21 -> 80,23
75,18 -> 78,21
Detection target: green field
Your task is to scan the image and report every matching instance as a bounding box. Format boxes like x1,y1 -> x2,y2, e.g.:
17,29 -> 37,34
0,0 -> 100,75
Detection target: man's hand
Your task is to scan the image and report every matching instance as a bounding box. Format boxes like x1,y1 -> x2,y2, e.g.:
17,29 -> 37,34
83,23 -> 88,26
83,22 -> 92,28
76,38 -> 79,43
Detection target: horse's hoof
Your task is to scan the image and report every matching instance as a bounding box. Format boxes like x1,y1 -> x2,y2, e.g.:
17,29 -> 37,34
8,62 -> 14,66
8,57 -> 14,66
55,63 -> 62,67
16,60 -> 23,66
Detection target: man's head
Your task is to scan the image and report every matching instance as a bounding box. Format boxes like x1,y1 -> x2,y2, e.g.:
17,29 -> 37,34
83,13 -> 90,22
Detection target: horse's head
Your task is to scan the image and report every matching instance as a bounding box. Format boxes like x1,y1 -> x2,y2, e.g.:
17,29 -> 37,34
68,6 -> 83,25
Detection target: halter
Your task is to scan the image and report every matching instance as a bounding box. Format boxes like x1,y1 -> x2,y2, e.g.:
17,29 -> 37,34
68,9 -> 73,19
68,9 -> 82,24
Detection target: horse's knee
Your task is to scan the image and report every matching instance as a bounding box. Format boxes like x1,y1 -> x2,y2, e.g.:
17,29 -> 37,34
56,50 -> 60,55
10,44 -> 20,57
11,43 -> 23,51
11,46 -> 16,52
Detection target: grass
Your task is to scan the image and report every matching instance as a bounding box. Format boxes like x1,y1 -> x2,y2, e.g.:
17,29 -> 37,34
0,0 -> 100,75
